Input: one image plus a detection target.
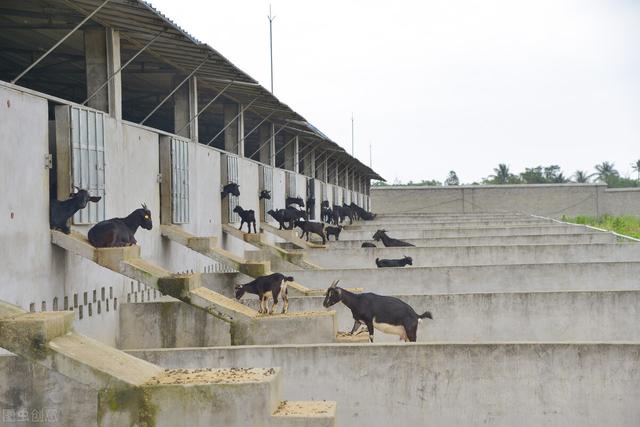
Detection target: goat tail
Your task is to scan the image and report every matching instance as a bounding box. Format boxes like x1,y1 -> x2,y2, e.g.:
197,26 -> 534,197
284,276 -> 294,282
417,311 -> 433,322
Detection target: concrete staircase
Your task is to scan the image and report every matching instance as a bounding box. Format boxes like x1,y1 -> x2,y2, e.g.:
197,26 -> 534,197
0,301 -> 336,427
51,230 -> 337,345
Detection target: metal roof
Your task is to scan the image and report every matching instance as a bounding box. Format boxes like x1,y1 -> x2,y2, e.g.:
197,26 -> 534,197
48,0 -> 384,180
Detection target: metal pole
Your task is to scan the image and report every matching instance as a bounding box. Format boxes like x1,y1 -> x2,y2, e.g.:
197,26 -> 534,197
174,80 -> 235,136
140,56 -> 209,125
247,124 -> 286,159
205,96 -> 260,146
268,5 -> 276,93
369,143 -> 372,168
83,29 -> 165,105
351,113 -> 354,156
239,112 -> 275,146
11,0 -> 112,84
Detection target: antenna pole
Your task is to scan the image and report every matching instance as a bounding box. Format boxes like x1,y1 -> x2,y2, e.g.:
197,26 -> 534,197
268,5 -> 276,93
351,113 -> 354,156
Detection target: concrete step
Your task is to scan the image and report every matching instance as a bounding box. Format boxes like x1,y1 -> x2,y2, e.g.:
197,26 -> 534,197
341,224 -> 591,240
278,290 -> 640,342
344,219 -> 554,230
130,343 -> 640,427
262,223 -> 327,249
306,243 -> 640,269
51,230 -> 337,345
271,401 -> 336,427
285,262 -> 640,294
328,232 -> 616,249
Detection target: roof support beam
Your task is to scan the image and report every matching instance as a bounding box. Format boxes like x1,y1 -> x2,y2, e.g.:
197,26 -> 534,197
205,96 -> 260,146
139,55 -> 209,125
10,0 -> 112,84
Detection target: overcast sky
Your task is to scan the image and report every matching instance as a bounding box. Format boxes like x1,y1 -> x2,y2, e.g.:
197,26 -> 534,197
148,0 -> 640,183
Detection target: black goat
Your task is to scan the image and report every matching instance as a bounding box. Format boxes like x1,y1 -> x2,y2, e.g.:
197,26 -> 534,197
375,256 -> 413,268
267,207 -> 306,230
323,281 -> 432,342
332,205 -> 352,225
221,183 -> 240,198
325,225 -> 343,241
321,200 -> 330,209
235,273 -> 294,314
50,188 -> 101,234
233,205 -> 257,233
350,203 -> 376,221
361,242 -> 377,248
286,196 -> 305,207
294,220 -> 326,244
372,229 -> 414,247
306,197 -> 315,216
259,190 -> 271,200
88,204 -> 153,248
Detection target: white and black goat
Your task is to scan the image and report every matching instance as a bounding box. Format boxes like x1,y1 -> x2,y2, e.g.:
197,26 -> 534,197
323,280 -> 432,342
233,205 -> 257,233
235,273 -> 294,314
375,256 -> 412,268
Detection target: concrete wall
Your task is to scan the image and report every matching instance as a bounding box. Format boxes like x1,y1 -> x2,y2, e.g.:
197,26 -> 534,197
371,184 -> 640,218
133,343 -> 640,427
285,261 -> 640,294
117,301 -> 231,349
267,290 -> 640,342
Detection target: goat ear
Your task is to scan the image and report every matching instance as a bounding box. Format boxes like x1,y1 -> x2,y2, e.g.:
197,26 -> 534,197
72,185 -> 80,193
89,196 -> 102,202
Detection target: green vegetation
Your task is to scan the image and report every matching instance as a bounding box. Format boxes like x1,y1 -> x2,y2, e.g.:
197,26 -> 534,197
561,214 -> 640,239
375,159 -> 640,188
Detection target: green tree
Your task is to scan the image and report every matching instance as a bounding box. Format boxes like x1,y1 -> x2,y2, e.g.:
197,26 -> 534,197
444,171 -> 459,186
594,161 -> 619,186
520,167 -> 545,184
632,159 -> 640,181
484,164 -> 520,184
572,170 -> 592,183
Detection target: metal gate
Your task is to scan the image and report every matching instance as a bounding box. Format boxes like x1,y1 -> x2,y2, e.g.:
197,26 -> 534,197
286,172 -> 297,198
262,165 -> 273,213
71,106 -> 105,224
321,182 -> 328,203
227,155 -> 240,222
171,137 -> 189,224
332,186 -> 339,206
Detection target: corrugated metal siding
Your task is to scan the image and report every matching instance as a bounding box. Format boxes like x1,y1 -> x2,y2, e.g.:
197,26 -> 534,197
227,155 -> 240,222
307,178 -> 315,219
71,106 -> 105,224
171,137 -> 190,224
286,172 -> 297,198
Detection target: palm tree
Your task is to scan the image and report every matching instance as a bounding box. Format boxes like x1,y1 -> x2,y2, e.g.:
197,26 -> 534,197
594,161 -> 619,183
490,164 -> 511,184
572,170 -> 592,183
632,159 -> 640,181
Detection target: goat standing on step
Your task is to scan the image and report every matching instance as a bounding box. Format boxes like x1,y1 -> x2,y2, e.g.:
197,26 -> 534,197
294,220 -> 326,244
88,204 -> 153,247
323,280 -> 432,342
235,273 -> 294,314
233,205 -> 257,233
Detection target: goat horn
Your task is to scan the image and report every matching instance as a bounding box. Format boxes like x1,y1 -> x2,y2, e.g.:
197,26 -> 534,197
141,202 -> 147,209
330,280 -> 339,288
72,185 -> 80,192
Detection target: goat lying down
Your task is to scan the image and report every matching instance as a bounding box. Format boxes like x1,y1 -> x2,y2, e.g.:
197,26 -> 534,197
323,281 -> 432,342
375,256 -> 412,268
235,273 -> 294,314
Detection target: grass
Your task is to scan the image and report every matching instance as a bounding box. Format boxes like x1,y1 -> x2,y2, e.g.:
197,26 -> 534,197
561,214 -> 640,239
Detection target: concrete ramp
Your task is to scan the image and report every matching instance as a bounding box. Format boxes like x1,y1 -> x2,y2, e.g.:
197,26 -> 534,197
51,230 -> 336,345
161,224 -> 270,277
0,302 -> 336,426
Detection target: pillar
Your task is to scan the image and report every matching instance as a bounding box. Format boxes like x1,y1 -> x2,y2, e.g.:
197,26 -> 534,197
258,123 -> 272,166
238,105 -> 245,157
294,136 -> 300,173
284,133 -> 295,171
84,27 -> 122,119
174,76 -> 198,140
223,103 -> 239,154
